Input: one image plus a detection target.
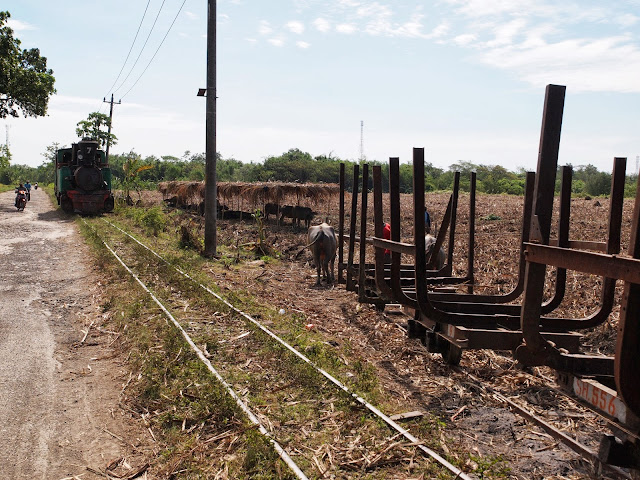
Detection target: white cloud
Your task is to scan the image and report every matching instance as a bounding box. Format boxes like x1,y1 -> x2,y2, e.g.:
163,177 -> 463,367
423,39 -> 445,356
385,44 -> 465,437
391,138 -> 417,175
436,1 -> 640,93
313,18 -> 331,32
429,22 -> 450,39
485,18 -> 527,47
336,23 -> 357,34
258,20 -> 273,35
454,33 -> 476,45
268,37 -> 285,47
354,4 -> 441,39
337,0 -> 362,7
296,41 -> 311,49
316,4 -> 448,40
286,20 -> 305,34
356,3 -> 393,21
7,19 -> 36,31
50,95 -> 102,108
445,0 -> 565,19
615,13 -> 639,27
480,35 -> 640,92
184,11 -> 198,20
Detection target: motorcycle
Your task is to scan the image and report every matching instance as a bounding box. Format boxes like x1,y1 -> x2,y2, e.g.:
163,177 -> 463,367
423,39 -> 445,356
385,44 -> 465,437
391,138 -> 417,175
15,189 -> 27,211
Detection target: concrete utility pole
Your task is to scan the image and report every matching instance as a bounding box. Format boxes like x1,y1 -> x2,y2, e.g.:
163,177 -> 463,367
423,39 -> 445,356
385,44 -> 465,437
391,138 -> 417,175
203,0 -> 217,257
359,120 -> 364,161
103,94 -> 121,162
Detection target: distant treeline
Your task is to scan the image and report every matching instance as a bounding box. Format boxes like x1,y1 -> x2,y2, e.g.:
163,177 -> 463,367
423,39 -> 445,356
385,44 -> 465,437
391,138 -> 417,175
1,146 -> 637,197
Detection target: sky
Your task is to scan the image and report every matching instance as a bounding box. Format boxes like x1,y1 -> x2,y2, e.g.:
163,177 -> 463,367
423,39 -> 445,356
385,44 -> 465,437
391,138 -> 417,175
2,0 -> 639,173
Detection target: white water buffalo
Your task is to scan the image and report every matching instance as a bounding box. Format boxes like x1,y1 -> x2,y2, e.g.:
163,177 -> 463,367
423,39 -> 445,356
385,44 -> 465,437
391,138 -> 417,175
307,223 -> 337,285
425,234 -> 445,270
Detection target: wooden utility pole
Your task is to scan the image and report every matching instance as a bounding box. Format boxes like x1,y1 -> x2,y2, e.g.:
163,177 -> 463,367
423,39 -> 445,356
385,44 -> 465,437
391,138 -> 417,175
103,94 -> 121,162
204,0 -> 217,257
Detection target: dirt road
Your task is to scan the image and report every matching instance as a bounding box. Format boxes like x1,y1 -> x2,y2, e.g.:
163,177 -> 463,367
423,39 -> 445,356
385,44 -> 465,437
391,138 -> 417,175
0,188 -> 142,479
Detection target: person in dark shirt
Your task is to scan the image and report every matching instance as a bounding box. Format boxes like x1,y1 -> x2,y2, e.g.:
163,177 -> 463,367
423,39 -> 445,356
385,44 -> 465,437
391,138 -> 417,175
15,183 -> 26,207
425,207 -> 431,234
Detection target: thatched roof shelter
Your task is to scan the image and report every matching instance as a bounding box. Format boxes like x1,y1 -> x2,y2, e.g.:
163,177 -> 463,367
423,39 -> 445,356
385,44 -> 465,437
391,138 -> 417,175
158,181 -> 339,208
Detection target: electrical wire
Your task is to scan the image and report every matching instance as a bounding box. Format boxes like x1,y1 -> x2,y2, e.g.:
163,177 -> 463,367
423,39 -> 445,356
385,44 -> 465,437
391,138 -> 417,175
102,0 -> 153,99
120,0 -> 188,100
112,0 -> 169,95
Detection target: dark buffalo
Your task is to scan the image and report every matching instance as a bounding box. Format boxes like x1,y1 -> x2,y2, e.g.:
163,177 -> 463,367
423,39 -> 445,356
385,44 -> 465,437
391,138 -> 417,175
264,203 -> 280,221
293,206 -> 315,229
163,196 -> 178,208
425,234 -> 445,270
280,205 -> 315,228
307,223 -> 337,285
278,205 -> 293,226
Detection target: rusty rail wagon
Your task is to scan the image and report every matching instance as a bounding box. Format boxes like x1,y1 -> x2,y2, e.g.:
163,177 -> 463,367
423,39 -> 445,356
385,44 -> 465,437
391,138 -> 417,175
337,84 -> 640,470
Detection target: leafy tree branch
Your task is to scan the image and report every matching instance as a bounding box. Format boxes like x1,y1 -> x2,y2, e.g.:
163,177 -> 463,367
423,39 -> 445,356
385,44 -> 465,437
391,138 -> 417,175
76,111 -> 117,148
0,11 -> 56,118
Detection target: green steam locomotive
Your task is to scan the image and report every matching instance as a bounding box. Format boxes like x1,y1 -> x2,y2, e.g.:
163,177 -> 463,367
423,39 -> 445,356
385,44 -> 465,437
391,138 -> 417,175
55,138 -> 115,214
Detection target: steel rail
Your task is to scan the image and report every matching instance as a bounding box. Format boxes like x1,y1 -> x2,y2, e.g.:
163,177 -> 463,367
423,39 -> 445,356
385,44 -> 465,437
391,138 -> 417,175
491,355 -> 640,443
102,218 -> 475,480
384,312 -> 633,479
81,219 -> 310,480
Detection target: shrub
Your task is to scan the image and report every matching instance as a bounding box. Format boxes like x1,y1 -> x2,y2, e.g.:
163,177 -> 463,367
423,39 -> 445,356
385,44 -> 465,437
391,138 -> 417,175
136,206 -> 167,236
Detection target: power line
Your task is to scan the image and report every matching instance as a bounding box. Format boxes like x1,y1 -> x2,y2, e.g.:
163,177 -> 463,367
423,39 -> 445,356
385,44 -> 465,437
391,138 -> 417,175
112,0 -> 169,95
120,0 -> 188,100
102,0 -> 153,99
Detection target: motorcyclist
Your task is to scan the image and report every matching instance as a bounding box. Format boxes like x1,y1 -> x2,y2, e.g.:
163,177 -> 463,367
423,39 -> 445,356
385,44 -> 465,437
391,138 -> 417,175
15,183 -> 26,207
34,182 -> 38,190
24,181 -> 31,201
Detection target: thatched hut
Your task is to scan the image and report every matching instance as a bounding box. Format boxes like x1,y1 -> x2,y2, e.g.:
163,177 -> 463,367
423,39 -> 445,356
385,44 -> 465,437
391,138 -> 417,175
158,181 -> 339,213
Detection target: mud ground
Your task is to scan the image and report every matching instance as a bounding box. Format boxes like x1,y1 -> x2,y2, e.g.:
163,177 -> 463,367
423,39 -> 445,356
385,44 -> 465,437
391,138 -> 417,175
0,189 -> 147,479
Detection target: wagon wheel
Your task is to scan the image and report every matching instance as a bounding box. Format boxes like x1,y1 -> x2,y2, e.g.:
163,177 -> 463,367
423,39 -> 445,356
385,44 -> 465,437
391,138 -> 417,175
104,196 -> 115,212
408,315 -> 427,339
61,195 -> 73,213
441,340 -> 463,366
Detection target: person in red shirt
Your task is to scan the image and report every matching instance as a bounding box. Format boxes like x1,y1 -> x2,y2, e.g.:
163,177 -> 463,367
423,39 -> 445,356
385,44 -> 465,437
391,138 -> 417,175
383,222 -> 391,263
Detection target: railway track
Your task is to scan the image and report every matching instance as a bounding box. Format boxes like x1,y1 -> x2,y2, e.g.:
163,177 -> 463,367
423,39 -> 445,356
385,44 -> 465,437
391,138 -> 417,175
80,212 -> 637,479
83,217 -> 475,479
81,211 -> 640,480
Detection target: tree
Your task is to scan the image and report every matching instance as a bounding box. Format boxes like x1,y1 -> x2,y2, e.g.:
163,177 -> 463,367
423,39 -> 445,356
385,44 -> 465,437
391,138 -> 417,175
75,112 -> 117,148
37,142 -> 60,182
0,142 -> 11,168
0,11 -> 56,118
120,152 -> 153,204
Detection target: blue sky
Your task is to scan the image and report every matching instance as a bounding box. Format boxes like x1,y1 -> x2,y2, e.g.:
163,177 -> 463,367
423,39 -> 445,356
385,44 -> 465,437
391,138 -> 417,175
2,0 -> 639,173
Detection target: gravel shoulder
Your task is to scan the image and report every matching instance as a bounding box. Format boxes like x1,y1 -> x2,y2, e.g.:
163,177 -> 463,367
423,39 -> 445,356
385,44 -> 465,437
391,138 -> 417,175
0,189 -> 147,479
